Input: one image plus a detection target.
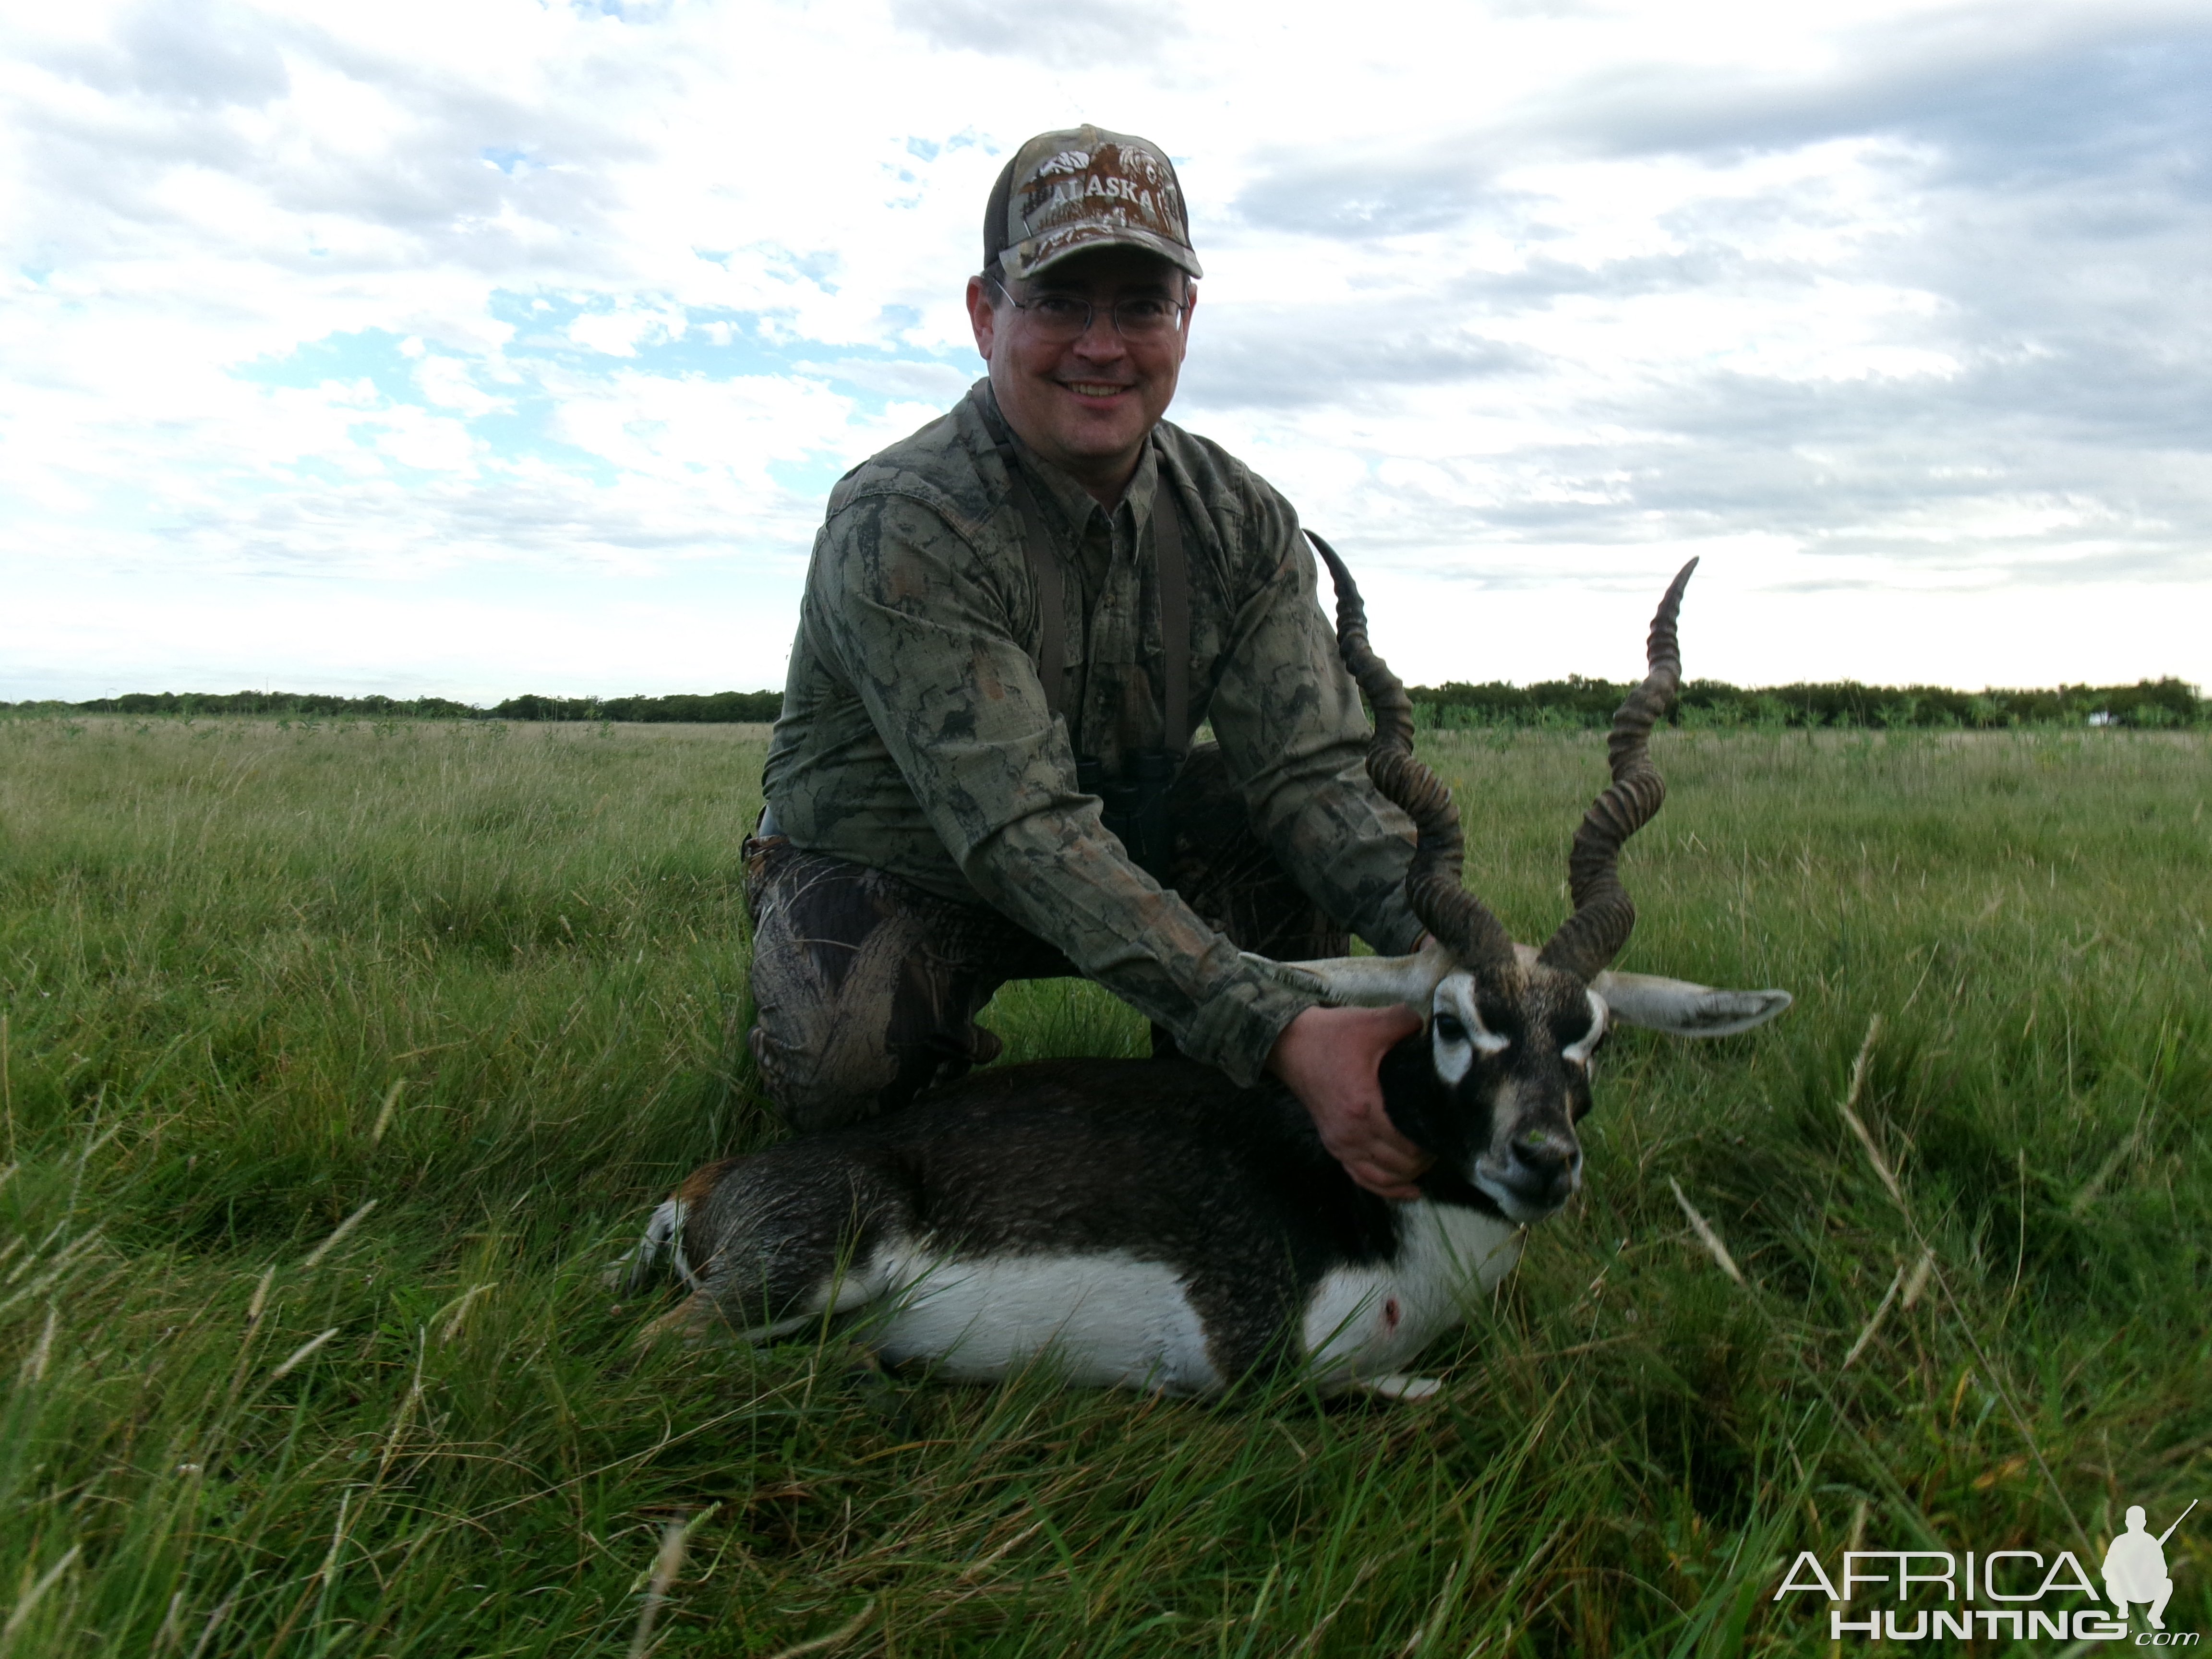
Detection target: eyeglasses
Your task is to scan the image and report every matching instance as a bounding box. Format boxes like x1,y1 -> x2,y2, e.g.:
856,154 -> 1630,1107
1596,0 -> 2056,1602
987,276 -> 1191,342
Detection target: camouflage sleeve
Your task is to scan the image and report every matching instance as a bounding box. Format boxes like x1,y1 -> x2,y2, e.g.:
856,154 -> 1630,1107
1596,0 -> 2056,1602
1204,490 -> 1427,957
810,491 -> 1317,1087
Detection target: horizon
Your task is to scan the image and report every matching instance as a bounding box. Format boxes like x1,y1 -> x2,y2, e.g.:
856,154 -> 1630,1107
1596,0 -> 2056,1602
12,668 -> 2203,709
5,0 -> 2210,701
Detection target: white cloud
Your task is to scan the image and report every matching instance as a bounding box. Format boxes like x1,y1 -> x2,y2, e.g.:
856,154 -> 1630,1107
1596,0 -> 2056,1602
565,302 -> 687,357
414,352 -> 507,414
371,404 -> 479,472
1,0 -> 2208,698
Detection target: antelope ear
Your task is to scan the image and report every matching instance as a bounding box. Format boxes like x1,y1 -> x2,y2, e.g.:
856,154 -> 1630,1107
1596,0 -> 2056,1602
1239,936 -> 1455,1009
1592,970 -> 1793,1037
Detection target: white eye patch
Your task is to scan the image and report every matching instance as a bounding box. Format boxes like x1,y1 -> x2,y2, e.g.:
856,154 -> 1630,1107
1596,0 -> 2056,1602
1431,1022 -> 1473,1085
1432,975 -> 1509,1084
1562,990 -> 1607,1067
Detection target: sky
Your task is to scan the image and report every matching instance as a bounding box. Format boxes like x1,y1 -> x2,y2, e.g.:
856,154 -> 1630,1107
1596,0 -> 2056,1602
3,0 -> 2209,702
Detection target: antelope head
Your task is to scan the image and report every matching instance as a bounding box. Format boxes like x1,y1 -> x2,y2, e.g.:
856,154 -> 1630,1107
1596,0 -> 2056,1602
1253,541 -> 1791,1223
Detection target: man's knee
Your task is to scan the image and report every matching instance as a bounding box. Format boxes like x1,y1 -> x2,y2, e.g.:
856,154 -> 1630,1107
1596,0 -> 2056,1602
746,1010 -> 900,1135
742,837 -> 1024,1133
745,891 -> 918,1133
750,956 -> 1004,1134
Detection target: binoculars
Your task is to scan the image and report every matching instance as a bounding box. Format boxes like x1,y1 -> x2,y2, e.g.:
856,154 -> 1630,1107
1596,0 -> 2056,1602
1076,749 -> 1178,882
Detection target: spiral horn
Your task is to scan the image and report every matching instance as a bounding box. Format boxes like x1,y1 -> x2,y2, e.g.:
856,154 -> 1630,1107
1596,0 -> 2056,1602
1536,559 -> 1697,983
1307,533 -> 1515,971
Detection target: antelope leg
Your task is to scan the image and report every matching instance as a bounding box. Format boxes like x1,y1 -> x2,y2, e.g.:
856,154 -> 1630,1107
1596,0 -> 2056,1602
1239,936 -> 1455,1009
1593,970 -> 1792,1037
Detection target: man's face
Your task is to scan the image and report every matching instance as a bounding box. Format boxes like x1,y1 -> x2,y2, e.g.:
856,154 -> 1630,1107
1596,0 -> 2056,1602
965,247 -> 1194,500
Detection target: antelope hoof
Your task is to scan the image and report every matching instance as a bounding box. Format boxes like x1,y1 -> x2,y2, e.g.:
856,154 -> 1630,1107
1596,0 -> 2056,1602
1355,1373 -> 1443,1402
634,1295 -> 712,1349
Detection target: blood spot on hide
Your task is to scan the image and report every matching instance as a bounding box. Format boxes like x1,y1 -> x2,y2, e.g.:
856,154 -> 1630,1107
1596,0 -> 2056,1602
1384,1297 -> 1401,1330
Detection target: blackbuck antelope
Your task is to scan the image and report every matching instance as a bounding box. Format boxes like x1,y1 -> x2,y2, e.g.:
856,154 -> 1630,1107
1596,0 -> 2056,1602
622,547 -> 1791,1398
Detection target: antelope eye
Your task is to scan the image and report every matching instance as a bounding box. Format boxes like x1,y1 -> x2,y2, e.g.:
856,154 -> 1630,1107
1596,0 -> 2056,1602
1433,1012 -> 1468,1044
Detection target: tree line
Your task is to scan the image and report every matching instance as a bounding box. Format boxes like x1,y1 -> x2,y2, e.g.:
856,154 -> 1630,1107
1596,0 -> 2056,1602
1407,674 -> 2206,730
0,689 -> 784,723
2,677 -> 2203,729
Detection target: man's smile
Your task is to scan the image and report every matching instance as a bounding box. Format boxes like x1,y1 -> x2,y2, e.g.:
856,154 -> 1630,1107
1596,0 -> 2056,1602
968,246 -> 1192,501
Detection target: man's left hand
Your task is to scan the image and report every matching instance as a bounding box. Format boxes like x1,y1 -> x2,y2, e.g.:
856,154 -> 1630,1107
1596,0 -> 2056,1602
1266,1003 -> 1431,1200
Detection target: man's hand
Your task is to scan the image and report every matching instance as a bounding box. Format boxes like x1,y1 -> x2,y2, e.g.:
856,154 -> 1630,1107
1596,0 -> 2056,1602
1267,1003 -> 1430,1200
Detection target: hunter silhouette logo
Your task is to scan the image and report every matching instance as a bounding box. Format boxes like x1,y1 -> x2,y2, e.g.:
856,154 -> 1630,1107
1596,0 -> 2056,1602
2107,1502 -> 2195,1632
1773,1498 -> 2199,1644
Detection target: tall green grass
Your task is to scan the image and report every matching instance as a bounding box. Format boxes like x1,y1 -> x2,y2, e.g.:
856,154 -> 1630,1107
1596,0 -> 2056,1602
0,717 -> 2205,1655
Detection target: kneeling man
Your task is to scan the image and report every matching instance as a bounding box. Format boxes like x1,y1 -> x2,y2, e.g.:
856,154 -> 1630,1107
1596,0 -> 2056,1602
2104,1505 -> 2175,1629
748,126 -> 1432,1197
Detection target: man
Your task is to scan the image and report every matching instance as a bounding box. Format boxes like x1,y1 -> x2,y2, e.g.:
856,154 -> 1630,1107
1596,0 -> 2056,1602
747,125 -> 1432,1197
2103,1505 -> 2176,1629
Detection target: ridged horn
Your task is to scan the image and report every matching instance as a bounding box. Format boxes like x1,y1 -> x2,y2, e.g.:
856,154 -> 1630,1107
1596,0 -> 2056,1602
1307,533 -> 1515,970
1537,559 -> 1697,982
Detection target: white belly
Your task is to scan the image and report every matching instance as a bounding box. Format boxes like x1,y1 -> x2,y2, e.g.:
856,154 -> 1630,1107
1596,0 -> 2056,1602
832,1203 -> 1519,1396
867,1248 -> 1224,1395
1301,1203 -> 1523,1384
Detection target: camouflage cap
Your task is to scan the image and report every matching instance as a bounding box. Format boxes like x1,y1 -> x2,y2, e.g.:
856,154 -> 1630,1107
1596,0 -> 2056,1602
984,125 -> 1203,283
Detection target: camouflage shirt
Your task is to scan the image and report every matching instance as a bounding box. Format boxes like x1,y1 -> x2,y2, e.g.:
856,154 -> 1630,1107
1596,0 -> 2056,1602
761,380 -> 1421,1086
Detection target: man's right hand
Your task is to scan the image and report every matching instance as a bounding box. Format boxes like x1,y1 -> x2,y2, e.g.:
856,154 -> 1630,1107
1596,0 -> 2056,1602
1266,1003 -> 1430,1200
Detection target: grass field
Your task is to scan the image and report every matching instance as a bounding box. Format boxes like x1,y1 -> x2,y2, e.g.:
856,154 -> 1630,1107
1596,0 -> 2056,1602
0,715 -> 2205,1656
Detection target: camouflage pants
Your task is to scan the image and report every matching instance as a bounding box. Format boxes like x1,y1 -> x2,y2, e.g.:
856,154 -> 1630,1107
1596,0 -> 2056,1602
743,744 -> 1346,1133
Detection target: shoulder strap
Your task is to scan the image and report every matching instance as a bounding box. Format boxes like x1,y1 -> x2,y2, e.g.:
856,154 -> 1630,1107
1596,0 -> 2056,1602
992,437 -> 1069,723
1153,478 -> 1190,757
